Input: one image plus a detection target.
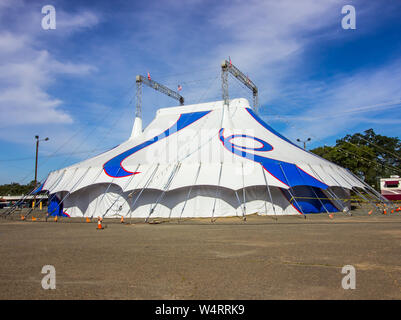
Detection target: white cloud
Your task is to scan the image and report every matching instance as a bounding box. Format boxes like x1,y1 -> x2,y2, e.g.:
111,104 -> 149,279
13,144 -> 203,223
273,60 -> 401,143
127,0 -> 358,107
0,46 -> 95,126
0,32 -> 26,53
211,0 -> 339,66
0,3 -> 100,129
57,10 -> 100,30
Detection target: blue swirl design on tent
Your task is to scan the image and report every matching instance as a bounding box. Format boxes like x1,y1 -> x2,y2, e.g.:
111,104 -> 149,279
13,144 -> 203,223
245,107 -> 303,150
103,110 -> 211,178
218,128 -> 328,189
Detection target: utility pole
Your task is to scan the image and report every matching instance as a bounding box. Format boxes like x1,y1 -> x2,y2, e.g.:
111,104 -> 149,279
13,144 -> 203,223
33,135 -> 49,208
297,138 -> 311,150
34,136 -> 39,187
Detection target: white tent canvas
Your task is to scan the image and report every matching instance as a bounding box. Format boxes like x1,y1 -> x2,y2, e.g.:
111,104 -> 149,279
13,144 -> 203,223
41,98 -> 372,219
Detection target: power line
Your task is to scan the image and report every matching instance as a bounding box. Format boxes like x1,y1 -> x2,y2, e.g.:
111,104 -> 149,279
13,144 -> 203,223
0,148 -> 113,162
12,80 -> 137,185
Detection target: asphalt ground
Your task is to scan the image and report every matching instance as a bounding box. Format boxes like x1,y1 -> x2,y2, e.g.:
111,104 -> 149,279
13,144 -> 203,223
0,207 -> 400,299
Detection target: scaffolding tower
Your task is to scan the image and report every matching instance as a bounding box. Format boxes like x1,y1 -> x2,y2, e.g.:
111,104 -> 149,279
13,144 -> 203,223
221,60 -> 258,113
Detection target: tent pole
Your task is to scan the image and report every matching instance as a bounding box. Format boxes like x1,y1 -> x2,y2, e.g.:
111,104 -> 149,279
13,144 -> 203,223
79,167 -> 111,219
362,186 -> 390,211
319,164 -> 356,214
211,162 -> 223,223
360,186 -> 384,207
295,165 -> 330,215
179,163 -> 201,222
129,164 -> 160,222
325,166 -> 365,214
3,177 -> 45,217
4,169 -> 66,218
48,167 -> 91,217
146,163 -> 181,223
80,167 -> 109,219
241,163 -> 246,221
123,164 -> 159,221
166,163 -> 181,221
261,166 -> 277,219
37,167 -> 78,217
353,186 -> 382,214
344,167 -> 392,208
234,190 -> 245,218
97,167 -> 123,218
21,170 -> 68,219
103,164 -> 140,218
307,164 -> 348,212
278,164 -> 306,217
333,166 -> 381,215
37,171 -> 72,221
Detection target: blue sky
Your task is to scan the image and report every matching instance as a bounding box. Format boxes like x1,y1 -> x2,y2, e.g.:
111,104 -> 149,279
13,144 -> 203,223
0,0 -> 401,185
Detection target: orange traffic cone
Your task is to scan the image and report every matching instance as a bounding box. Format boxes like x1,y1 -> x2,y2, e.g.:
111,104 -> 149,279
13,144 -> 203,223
120,216 -> 124,224
86,217 -> 91,223
54,216 -> 58,222
97,217 -> 104,230
21,215 -> 25,221
329,213 -> 334,219
368,210 -> 373,215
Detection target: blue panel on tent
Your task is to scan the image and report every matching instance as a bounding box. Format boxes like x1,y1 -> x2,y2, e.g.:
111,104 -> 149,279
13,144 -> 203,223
48,194 -> 68,217
103,110 -> 211,178
219,129 -> 328,190
281,187 -> 339,214
32,182 -> 45,194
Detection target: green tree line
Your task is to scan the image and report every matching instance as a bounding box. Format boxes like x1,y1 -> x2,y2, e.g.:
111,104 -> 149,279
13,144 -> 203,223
0,180 -> 37,196
311,129 -> 401,189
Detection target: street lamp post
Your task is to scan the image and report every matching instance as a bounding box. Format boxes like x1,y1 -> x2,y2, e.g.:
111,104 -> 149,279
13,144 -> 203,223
297,137 -> 311,150
33,135 -> 49,209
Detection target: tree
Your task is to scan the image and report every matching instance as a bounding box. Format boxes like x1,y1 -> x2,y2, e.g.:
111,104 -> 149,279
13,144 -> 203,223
311,129 -> 401,189
0,180 -> 37,196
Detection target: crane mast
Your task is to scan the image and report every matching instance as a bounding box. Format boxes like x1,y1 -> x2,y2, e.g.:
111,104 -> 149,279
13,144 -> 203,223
221,60 -> 258,113
136,74 -> 184,119
130,74 -> 185,139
